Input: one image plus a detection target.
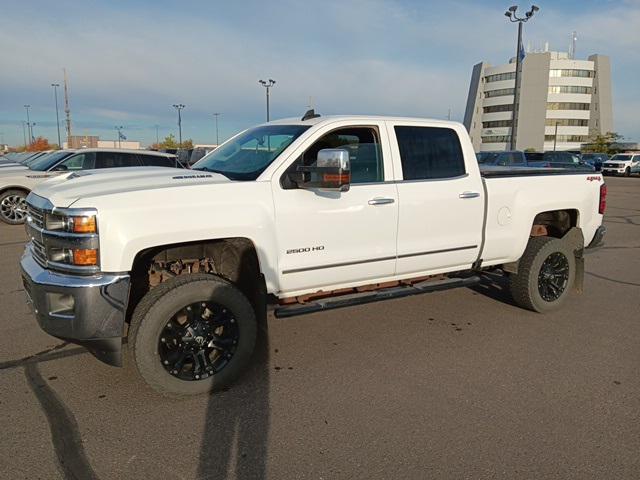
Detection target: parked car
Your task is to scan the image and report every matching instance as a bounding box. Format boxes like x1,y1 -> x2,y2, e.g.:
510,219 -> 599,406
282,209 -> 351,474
22,115 -> 606,396
581,153 -> 608,171
477,150 -> 594,171
601,152 -> 640,176
0,151 -> 52,168
0,149 -> 181,224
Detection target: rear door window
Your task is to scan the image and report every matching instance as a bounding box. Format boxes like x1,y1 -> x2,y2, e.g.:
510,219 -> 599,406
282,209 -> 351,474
95,152 -> 141,169
139,154 -> 176,168
394,126 -> 465,180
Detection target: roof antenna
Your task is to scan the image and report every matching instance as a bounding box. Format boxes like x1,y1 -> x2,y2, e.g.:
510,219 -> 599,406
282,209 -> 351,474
301,109 -> 321,121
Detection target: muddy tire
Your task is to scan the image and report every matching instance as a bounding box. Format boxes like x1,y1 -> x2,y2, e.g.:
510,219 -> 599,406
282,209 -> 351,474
129,273 -> 257,397
510,236 -> 576,313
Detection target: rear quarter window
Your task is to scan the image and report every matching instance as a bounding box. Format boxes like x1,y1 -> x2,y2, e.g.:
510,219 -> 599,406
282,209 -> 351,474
139,155 -> 177,168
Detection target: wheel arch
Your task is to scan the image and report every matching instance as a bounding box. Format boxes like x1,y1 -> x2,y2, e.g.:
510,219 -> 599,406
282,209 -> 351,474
127,237 -> 266,322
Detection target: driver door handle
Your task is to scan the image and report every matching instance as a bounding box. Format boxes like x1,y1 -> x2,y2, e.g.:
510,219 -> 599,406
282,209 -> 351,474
368,197 -> 395,206
459,191 -> 480,199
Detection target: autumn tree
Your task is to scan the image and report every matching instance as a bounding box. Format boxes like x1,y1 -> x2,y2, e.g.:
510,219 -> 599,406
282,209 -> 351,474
27,137 -> 54,152
150,134 -> 194,150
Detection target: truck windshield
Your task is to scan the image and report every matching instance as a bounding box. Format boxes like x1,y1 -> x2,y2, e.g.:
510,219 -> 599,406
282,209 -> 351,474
192,125 -> 310,180
27,151 -> 74,171
611,155 -> 631,161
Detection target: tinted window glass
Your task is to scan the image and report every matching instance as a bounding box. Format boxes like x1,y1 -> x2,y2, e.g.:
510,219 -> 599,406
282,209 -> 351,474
286,127 -> 384,185
394,126 -> 465,180
139,154 -> 177,168
95,152 -> 140,169
497,152 -> 523,166
28,151 -> 74,171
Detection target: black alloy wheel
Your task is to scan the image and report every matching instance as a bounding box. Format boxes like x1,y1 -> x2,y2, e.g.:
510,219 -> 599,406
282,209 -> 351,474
537,252 -> 570,302
158,301 -> 239,381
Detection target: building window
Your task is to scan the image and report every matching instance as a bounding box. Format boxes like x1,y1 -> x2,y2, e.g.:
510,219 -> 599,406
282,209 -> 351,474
482,135 -> 511,143
485,88 -> 515,98
549,69 -> 595,78
483,120 -> 513,128
548,86 -> 592,94
483,104 -> 514,113
485,72 -> 516,83
547,102 -> 590,111
544,135 -> 589,142
544,119 -> 589,127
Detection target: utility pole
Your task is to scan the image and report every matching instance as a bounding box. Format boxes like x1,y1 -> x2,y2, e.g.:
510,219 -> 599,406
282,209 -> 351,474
21,121 -> 27,149
504,5 -> 539,150
24,105 -> 32,144
258,79 -> 276,122
553,121 -> 559,151
63,68 -> 72,147
447,109 -> 451,121
172,104 -> 185,146
212,113 -> 221,145
155,125 -> 159,145
51,83 -> 61,148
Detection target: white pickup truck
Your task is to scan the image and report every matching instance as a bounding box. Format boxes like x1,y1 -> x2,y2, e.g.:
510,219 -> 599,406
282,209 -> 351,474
21,114 -> 607,396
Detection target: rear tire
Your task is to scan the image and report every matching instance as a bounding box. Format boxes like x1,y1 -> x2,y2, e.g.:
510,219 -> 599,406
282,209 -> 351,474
129,273 -> 257,397
0,189 -> 28,225
510,236 -> 575,313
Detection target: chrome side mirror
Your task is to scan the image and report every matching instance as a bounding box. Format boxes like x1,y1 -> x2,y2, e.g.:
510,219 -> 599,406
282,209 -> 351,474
298,148 -> 351,191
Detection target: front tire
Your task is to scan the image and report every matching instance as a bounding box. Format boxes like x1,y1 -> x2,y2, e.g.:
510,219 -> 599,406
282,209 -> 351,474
129,273 -> 257,397
0,189 -> 28,225
625,167 -> 631,177
510,236 -> 576,313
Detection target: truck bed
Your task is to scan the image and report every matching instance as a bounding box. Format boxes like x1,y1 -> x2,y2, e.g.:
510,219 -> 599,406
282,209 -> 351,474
480,166 -> 596,178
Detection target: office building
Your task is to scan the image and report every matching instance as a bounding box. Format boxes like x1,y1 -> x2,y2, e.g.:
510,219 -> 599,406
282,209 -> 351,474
464,51 -> 613,152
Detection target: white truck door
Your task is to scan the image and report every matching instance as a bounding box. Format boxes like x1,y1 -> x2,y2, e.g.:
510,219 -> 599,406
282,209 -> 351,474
388,122 -> 484,276
272,123 -> 398,295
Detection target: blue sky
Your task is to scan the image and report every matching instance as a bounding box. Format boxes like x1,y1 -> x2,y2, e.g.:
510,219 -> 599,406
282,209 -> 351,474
1,0 -> 638,146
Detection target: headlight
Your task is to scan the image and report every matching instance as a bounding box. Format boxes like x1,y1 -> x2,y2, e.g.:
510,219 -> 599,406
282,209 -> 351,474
49,247 -> 99,266
45,214 -> 97,234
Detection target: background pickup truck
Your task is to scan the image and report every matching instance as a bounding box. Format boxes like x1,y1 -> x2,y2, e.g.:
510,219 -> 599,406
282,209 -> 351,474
601,152 -> 640,176
477,150 -> 594,171
21,114 -> 606,396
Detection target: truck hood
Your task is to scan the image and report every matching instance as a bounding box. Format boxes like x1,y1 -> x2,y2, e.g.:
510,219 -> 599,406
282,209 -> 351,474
31,167 -> 232,207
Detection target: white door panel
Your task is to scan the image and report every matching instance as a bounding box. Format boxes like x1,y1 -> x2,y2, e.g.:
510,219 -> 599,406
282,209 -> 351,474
273,184 -> 398,293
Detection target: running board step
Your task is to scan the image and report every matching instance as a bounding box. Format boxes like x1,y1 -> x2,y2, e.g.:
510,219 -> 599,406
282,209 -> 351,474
274,275 -> 480,319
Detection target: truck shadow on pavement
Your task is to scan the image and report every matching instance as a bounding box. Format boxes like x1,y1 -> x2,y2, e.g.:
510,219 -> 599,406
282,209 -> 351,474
469,271 -> 519,308
196,294 -> 271,479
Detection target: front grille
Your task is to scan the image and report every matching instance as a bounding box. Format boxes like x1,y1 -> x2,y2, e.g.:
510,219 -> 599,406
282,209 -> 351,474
31,239 -> 47,267
603,163 -> 619,168
28,204 -> 45,229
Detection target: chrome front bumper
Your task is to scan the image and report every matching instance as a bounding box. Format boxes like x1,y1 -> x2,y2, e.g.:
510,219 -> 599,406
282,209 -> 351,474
20,248 -> 130,366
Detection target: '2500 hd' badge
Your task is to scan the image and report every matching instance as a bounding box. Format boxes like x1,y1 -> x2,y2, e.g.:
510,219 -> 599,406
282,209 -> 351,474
286,246 -> 325,254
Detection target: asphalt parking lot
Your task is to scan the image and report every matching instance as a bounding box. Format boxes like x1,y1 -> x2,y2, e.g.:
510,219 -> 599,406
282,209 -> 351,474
1,176 -> 639,480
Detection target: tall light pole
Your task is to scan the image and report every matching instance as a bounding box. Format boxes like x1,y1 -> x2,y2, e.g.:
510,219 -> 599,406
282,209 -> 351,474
172,104 -> 185,147
212,113 -> 221,145
24,105 -> 33,145
21,121 -> 27,149
154,124 -> 159,145
505,5 -> 539,150
115,125 -> 124,148
51,83 -> 62,148
258,79 -> 276,122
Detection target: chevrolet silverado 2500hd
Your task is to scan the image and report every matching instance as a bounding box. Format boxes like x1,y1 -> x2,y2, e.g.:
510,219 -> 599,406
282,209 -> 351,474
21,114 -> 606,396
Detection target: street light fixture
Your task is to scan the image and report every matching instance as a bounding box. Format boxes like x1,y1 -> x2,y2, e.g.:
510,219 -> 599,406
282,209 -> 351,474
114,125 -> 124,148
24,105 -> 33,145
51,84 -> 62,148
172,104 -> 185,147
258,79 -> 276,122
504,5 -> 539,150
212,113 -> 221,145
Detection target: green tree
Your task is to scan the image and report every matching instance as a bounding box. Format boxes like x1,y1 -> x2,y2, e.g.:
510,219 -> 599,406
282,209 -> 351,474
583,131 -> 623,154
